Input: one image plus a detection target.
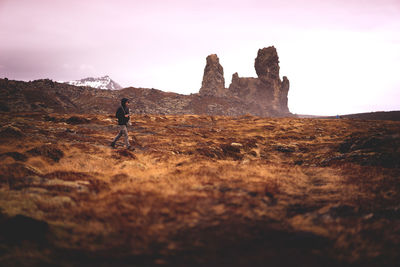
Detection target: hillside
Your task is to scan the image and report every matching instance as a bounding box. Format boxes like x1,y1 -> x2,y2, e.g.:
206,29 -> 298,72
0,112 -> 399,266
335,111 -> 400,121
0,78 -> 288,116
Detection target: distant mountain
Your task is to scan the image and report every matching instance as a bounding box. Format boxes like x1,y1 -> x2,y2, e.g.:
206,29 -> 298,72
64,76 -> 123,90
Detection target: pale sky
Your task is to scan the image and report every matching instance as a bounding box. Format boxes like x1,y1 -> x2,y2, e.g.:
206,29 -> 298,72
0,0 -> 399,115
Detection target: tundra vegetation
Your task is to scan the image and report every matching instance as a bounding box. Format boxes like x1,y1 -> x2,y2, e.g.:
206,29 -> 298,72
0,112 -> 399,266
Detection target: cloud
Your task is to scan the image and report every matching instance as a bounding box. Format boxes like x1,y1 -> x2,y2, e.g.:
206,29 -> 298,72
0,0 -> 399,114
79,64 -> 95,72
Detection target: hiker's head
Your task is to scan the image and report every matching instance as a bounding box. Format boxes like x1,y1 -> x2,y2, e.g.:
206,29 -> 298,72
121,98 -> 129,106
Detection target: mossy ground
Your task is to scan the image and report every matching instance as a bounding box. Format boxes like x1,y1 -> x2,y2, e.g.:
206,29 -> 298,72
0,113 -> 399,266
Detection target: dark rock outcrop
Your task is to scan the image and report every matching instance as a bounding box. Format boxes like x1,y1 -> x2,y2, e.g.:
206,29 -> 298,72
228,46 -> 290,115
254,46 -> 280,80
280,76 -> 290,113
199,54 -> 226,97
200,46 -> 290,116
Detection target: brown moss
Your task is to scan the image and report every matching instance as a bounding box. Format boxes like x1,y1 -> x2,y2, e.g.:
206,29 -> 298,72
44,171 -> 93,181
0,125 -> 24,139
27,144 -> 64,162
66,116 -> 90,125
0,152 -> 28,162
0,113 -> 399,266
113,149 -> 137,160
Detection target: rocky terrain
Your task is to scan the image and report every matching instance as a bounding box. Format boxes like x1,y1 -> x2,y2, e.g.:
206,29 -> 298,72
0,112 -> 399,266
0,46 -> 291,117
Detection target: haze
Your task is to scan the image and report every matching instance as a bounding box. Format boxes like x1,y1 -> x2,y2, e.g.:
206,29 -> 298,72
0,0 -> 399,115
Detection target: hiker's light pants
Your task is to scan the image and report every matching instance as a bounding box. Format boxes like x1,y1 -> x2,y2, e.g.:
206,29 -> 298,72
112,125 -> 130,148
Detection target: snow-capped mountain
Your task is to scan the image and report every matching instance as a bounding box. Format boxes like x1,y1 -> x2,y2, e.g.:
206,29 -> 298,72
64,76 -> 123,90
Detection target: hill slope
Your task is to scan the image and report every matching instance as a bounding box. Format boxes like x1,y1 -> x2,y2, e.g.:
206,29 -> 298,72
0,78 -> 290,116
336,111 -> 400,121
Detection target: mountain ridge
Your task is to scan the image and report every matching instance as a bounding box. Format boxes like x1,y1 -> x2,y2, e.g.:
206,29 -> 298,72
63,75 -> 123,90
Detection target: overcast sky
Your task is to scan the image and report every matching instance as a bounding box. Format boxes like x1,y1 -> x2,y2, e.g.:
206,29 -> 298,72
0,0 -> 399,115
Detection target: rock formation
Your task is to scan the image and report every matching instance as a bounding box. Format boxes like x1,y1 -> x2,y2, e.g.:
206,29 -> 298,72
253,46 -> 289,114
228,46 -> 290,115
199,54 -> 226,97
201,46 -> 290,116
280,76 -> 290,113
254,46 -> 280,80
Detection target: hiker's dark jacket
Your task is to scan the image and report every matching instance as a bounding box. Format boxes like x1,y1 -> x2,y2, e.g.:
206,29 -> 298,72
116,105 -> 130,125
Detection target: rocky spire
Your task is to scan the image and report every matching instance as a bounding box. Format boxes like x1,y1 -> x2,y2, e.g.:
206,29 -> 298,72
254,46 -> 280,81
199,54 -> 226,97
254,46 -> 289,113
280,76 -> 290,113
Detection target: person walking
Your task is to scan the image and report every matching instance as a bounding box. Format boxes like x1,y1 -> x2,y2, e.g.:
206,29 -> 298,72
111,98 -> 132,150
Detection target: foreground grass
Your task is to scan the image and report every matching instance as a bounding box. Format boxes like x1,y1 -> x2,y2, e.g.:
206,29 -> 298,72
0,113 -> 399,266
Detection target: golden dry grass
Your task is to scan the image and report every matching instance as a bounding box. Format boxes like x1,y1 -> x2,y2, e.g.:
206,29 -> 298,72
0,112 -> 399,266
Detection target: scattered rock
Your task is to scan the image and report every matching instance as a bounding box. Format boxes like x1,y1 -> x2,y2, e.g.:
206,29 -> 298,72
230,142 -> 243,147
